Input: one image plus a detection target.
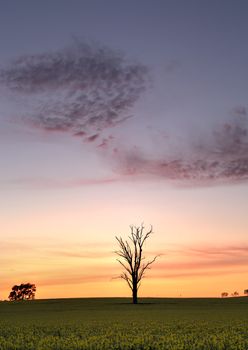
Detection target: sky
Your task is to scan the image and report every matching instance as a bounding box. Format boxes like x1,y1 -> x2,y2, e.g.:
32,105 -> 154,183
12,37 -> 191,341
1,0 -> 248,299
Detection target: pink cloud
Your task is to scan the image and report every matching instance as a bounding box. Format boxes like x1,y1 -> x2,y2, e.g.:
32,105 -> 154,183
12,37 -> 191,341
149,244 -> 248,279
3,176 -> 120,189
38,273 -> 111,287
113,115 -> 248,186
50,250 -> 111,259
0,39 -> 148,144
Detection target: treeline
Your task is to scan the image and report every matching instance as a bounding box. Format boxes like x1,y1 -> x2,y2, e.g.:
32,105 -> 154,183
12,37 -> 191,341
221,290 -> 248,298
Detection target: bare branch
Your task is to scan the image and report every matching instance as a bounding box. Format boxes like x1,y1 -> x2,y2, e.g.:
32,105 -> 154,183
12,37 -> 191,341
116,259 -> 132,275
138,255 -> 159,283
121,272 -> 133,290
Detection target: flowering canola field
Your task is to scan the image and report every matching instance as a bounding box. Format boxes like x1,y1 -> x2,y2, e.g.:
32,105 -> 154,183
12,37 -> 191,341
0,297 -> 247,349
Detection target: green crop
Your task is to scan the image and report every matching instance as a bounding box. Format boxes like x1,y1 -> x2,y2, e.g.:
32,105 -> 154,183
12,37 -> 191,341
0,297 -> 247,349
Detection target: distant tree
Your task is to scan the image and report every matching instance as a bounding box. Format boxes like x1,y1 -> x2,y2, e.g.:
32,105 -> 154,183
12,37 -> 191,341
221,292 -> 228,298
8,283 -> 36,301
232,291 -> 239,297
244,289 -> 248,296
115,224 -> 158,304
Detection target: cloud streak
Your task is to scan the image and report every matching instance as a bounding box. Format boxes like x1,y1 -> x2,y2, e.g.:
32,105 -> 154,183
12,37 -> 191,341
0,40 -> 148,142
151,244 -> 248,279
114,113 -> 248,185
2,176 -> 120,189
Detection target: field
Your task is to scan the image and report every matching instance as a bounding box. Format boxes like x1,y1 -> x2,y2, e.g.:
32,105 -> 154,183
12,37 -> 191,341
0,297 -> 248,349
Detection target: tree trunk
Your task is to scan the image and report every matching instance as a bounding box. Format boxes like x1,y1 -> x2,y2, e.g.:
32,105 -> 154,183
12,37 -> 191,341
132,283 -> 138,304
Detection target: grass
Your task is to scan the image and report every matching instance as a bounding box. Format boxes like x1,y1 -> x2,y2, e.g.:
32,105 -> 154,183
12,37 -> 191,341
0,297 -> 248,349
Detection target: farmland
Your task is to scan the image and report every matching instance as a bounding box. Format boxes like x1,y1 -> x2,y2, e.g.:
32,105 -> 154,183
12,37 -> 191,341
0,297 -> 247,349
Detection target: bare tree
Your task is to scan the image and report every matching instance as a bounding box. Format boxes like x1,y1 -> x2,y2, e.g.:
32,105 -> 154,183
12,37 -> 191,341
115,224 -> 158,304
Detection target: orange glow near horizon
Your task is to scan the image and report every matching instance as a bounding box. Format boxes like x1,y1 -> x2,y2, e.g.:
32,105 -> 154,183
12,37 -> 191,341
1,179 -> 248,300
1,229 -> 248,299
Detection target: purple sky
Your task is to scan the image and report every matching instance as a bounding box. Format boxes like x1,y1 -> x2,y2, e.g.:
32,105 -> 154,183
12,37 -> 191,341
1,0 -> 248,186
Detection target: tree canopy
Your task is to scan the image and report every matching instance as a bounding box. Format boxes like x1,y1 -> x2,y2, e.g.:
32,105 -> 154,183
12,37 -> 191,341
8,283 -> 36,301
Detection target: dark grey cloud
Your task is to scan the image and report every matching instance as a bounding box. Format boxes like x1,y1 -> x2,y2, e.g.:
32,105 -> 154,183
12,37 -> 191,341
0,40 -> 148,141
114,114 -> 248,185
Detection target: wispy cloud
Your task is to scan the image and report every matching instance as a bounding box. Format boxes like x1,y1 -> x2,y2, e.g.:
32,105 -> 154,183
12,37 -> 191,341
2,113 -> 248,189
156,257 -> 248,272
1,40 -> 247,188
114,114 -> 248,185
1,268 -> 114,289
151,244 -> 248,279
0,39 -> 148,143
49,249 -> 111,259
2,176 -> 120,189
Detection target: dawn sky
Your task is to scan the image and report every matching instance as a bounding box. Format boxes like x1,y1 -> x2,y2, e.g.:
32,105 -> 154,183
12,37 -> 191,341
1,0 -> 248,299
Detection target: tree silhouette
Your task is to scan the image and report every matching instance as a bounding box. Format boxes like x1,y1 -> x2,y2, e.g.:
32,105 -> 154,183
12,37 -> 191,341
115,224 -> 158,304
8,283 -> 36,301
